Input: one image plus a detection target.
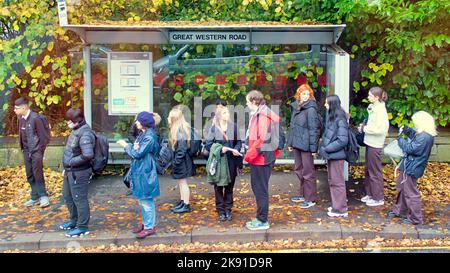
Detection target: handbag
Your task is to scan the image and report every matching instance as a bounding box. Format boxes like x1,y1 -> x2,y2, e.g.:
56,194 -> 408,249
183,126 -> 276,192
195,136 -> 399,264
383,139 -> 406,178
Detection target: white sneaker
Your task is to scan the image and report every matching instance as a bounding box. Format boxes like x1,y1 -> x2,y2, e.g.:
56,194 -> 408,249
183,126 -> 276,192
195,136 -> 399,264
327,211 -> 348,218
39,196 -> 50,208
366,199 -> 384,207
361,195 -> 371,203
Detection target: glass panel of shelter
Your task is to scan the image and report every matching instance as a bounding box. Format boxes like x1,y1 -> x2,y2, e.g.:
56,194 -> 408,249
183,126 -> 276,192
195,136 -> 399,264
87,42 -> 332,161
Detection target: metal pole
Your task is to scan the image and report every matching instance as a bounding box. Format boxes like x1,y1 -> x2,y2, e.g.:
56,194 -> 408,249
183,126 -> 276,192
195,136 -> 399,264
83,44 -> 92,127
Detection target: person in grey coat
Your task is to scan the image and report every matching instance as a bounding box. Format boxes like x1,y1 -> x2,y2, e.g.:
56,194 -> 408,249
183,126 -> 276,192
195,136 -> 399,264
287,84 -> 321,209
319,95 -> 349,218
59,108 -> 95,237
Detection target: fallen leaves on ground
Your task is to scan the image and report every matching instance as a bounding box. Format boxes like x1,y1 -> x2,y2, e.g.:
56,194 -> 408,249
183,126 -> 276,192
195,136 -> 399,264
4,237 -> 450,253
350,163 -> 450,203
0,166 -> 63,208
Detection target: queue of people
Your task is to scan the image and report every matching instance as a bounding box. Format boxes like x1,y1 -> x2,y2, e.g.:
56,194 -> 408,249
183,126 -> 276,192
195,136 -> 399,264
13,84 -> 437,238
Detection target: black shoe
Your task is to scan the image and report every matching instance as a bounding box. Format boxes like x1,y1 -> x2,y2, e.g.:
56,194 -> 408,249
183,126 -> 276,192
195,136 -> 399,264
219,214 -> 227,222
402,218 -> 417,225
172,203 -> 191,213
387,211 -> 401,218
170,200 -> 184,212
225,212 -> 232,221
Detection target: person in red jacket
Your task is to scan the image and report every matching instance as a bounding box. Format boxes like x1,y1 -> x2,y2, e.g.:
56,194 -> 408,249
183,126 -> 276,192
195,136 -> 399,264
244,90 -> 281,231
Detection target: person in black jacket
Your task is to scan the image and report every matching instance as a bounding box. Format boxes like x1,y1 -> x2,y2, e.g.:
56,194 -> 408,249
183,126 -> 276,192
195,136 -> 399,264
204,105 -> 242,221
388,111 -> 437,225
287,84 -> 321,209
13,97 -> 50,208
167,107 -> 195,213
319,95 -> 349,218
59,108 -> 95,237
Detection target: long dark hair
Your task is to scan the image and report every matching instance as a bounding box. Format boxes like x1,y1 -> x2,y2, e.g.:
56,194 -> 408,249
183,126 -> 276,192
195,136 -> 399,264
326,95 -> 344,123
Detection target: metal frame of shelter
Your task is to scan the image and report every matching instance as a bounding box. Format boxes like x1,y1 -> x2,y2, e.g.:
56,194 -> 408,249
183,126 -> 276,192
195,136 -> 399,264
59,13 -> 350,178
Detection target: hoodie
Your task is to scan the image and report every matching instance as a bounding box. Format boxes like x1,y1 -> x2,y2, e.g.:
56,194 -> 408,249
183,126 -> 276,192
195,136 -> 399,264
244,105 -> 281,166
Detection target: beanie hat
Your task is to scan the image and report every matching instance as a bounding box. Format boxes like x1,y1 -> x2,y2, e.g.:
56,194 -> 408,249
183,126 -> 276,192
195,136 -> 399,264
136,111 -> 155,129
65,108 -> 85,123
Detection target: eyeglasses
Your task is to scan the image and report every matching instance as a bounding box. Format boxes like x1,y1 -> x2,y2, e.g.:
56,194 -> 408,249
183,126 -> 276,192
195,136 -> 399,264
13,106 -> 24,110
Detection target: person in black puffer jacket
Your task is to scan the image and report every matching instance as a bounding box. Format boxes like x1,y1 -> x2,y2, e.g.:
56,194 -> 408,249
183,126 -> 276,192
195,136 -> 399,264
287,84 -> 322,208
319,95 -> 349,218
388,111 -> 437,225
167,107 -> 195,214
60,108 -> 95,238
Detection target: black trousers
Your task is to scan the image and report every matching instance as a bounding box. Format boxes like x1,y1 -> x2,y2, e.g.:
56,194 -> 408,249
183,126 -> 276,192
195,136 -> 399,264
214,162 -> 238,215
63,168 -> 92,229
250,163 -> 273,223
23,150 -> 47,200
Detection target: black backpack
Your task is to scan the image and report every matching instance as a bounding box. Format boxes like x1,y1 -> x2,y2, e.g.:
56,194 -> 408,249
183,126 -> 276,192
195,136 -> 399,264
271,120 -> 286,150
37,114 -> 51,147
189,127 -> 202,157
91,132 -> 109,174
345,129 -> 360,164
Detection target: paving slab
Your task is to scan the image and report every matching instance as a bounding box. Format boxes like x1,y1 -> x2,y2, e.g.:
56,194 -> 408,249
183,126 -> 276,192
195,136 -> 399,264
0,233 -> 43,251
341,225 -> 377,240
267,223 -> 342,242
115,231 -> 191,246
417,227 -> 450,239
39,231 -> 116,250
377,224 -> 418,239
192,226 -> 266,243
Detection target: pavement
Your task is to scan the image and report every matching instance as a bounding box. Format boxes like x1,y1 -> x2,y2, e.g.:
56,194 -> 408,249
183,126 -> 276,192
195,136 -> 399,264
0,168 -> 449,252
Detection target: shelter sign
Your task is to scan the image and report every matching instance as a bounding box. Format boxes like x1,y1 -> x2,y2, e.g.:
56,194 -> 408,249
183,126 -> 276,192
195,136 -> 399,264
169,31 -> 250,44
108,52 -> 153,115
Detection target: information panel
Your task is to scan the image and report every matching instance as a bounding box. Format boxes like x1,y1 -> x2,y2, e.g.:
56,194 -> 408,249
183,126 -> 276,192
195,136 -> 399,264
108,52 -> 153,115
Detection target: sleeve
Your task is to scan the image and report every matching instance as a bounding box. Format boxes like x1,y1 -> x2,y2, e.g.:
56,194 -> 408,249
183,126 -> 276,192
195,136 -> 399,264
203,126 -> 215,152
398,134 -> 426,156
125,134 -> 157,160
308,108 -> 321,152
232,124 -> 242,152
69,131 -> 95,167
245,115 -> 270,162
34,117 -> 48,151
402,126 -> 416,139
286,105 -> 295,147
172,139 -> 188,166
325,119 -> 349,153
127,122 -> 138,143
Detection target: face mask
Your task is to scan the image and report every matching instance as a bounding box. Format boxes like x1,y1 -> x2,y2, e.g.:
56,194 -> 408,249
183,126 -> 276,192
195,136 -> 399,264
67,122 -> 76,129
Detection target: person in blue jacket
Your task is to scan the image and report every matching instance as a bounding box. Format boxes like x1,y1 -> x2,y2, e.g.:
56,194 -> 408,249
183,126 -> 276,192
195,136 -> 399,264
388,111 -> 437,225
117,111 -> 160,239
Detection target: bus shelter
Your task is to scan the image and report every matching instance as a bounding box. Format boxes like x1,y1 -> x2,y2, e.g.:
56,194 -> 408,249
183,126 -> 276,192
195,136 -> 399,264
60,19 -> 350,177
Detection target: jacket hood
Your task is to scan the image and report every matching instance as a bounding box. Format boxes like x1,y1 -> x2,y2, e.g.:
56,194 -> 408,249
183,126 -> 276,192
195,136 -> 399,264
291,100 -> 318,112
257,105 -> 281,123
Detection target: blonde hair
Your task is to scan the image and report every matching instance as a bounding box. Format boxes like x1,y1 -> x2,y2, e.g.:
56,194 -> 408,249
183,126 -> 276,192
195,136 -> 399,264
215,105 -> 229,124
412,111 -> 437,137
152,112 -> 162,126
168,107 -> 191,150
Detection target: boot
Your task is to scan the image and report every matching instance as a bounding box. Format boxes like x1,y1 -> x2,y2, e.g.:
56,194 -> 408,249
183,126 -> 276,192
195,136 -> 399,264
170,200 -> 184,212
172,203 -> 191,213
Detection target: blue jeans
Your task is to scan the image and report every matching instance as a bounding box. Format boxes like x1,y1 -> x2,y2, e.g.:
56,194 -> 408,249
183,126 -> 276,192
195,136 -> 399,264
139,198 -> 156,229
